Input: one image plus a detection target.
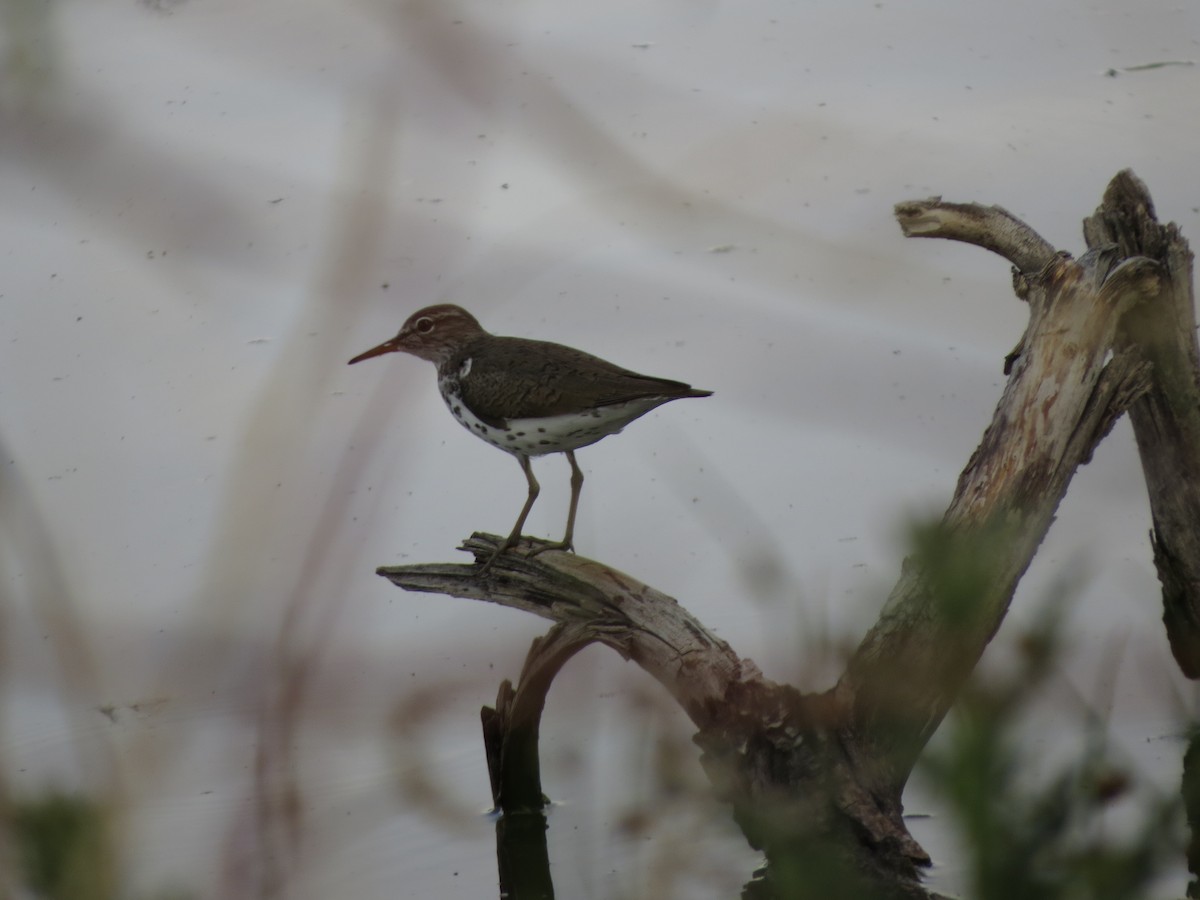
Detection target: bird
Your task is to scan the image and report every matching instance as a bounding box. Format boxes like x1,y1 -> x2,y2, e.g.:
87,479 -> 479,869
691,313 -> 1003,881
348,304 -> 711,568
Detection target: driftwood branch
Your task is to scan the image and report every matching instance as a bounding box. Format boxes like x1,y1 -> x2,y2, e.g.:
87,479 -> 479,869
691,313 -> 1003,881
383,536 -> 926,893
894,198 -> 1058,273
481,623 -> 590,900
385,534 -> 761,727
834,243 -> 1157,803
1082,171 -> 1200,676
377,171 -> 1197,898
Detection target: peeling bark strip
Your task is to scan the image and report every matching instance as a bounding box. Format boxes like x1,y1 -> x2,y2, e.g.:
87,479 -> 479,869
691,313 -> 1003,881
377,171 -> 1195,899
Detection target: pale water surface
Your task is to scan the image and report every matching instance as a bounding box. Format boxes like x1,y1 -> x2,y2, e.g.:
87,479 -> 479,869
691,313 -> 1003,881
1,0 -> 1198,896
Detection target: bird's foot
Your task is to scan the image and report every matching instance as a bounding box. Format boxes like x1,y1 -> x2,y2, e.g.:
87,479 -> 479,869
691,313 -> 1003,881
476,537 -> 519,575
527,539 -> 573,558
474,535 -> 571,576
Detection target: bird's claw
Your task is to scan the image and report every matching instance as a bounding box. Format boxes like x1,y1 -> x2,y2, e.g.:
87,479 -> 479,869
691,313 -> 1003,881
473,536 -> 572,577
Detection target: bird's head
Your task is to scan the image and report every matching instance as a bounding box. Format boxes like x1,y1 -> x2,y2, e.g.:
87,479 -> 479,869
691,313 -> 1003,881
348,304 -> 486,366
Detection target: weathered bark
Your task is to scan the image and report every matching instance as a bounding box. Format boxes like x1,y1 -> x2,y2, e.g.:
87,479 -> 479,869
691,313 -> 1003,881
378,171 -> 1194,898
482,626 -> 589,900
385,536 -> 930,896
1081,172 -> 1200,677
840,200 -> 1159,802
388,535 -> 757,727
890,199 -> 1057,274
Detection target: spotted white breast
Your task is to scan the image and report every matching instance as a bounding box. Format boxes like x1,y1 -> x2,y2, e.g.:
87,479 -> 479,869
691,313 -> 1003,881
438,370 -> 676,457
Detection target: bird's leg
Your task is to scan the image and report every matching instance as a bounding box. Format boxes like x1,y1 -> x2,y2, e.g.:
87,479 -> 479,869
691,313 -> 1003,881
530,451 -> 583,556
560,450 -> 584,551
480,454 -> 539,572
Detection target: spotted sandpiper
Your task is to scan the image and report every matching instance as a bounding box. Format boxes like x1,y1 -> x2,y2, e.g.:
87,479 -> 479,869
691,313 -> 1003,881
349,304 -> 711,566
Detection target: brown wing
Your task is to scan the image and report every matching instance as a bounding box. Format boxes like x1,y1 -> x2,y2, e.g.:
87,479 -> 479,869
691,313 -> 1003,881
456,336 -> 709,421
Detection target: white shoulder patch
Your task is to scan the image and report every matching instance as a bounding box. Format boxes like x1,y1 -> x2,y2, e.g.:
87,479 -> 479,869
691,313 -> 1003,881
459,357 -> 473,379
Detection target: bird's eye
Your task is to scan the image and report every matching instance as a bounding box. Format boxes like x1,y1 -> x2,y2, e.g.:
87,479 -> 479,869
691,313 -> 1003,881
415,317 -> 434,334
